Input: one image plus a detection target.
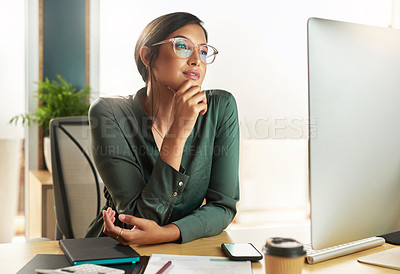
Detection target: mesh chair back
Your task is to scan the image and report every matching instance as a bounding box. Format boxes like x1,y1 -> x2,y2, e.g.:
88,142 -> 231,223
50,116 -> 105,239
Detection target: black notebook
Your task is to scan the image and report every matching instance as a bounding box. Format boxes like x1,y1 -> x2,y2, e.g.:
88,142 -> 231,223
16,254 -> 149,274
59,237 -> 140,265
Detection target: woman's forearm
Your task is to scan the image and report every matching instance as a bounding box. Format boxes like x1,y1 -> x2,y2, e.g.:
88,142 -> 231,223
159,135 -> 186,171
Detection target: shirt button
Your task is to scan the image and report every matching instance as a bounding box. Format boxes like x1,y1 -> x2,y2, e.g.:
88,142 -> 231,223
178,181 -> 183,187
173,192 -> 178,197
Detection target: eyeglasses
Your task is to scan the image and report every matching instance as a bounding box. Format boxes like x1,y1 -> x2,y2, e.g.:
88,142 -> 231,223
152,37 -> 218,64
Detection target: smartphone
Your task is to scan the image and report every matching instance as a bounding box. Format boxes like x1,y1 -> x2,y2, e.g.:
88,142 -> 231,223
221,243 -> 263,261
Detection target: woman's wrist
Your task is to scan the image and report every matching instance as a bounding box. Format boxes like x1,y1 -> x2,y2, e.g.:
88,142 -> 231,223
159,223 -> 181,243
159,135 -> 186,171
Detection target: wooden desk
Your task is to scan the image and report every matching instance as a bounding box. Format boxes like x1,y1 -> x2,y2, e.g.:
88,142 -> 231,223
28,170 -> 56,240
3,225 -> 398,274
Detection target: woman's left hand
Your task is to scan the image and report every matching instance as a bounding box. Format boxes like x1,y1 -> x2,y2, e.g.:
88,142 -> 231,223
102,208 -> 181,245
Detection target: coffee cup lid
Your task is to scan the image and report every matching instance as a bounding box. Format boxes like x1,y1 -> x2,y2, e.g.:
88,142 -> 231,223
264,237 -> 306,258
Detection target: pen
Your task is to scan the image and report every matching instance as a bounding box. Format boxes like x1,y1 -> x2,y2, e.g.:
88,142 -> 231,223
155,260 -> 172,274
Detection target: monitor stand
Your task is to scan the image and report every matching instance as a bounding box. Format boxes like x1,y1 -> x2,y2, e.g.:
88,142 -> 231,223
380,231 -> 400,245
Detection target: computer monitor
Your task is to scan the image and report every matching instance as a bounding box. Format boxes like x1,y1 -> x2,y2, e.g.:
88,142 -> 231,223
308,17 -> 400,250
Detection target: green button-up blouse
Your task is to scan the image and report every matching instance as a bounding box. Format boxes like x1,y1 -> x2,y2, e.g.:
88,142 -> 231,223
85,88 -> 240,243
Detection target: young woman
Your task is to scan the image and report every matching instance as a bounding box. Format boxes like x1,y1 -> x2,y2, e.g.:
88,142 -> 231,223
85,12 -> 239,245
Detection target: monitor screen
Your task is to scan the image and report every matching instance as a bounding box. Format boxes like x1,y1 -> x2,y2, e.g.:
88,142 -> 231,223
308,17 -> 400,250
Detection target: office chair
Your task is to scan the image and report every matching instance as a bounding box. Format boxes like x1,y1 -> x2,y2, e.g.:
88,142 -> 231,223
50,116 -> 105,239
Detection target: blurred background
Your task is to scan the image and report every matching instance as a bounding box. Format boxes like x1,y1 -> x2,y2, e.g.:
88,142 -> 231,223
0,0 -> 399,243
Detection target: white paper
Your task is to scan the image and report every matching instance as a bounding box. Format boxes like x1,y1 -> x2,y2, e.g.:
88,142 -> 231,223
143,254 -> 252,274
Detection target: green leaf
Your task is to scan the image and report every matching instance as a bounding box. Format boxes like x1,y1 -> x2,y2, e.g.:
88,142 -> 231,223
9,75 -> 91,136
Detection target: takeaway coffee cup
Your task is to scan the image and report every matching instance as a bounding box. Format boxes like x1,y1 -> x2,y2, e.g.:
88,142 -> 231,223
263,237 -> 306,274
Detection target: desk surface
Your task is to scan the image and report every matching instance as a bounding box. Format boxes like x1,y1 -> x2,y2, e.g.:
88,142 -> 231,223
4,225 -> 397,274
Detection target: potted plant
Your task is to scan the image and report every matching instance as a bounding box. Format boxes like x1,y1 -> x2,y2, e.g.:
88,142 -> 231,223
10,75 -> 90,172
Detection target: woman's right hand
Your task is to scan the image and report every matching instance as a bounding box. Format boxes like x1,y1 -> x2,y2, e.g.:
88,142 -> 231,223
102,208 -> 181,245
167,80 -> 207,140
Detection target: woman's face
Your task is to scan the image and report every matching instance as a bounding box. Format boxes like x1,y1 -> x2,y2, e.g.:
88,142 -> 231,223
152,24 -> 207,91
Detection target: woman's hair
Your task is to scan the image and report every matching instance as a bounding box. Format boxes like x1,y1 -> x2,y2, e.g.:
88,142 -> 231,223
134,12 -> 208,84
